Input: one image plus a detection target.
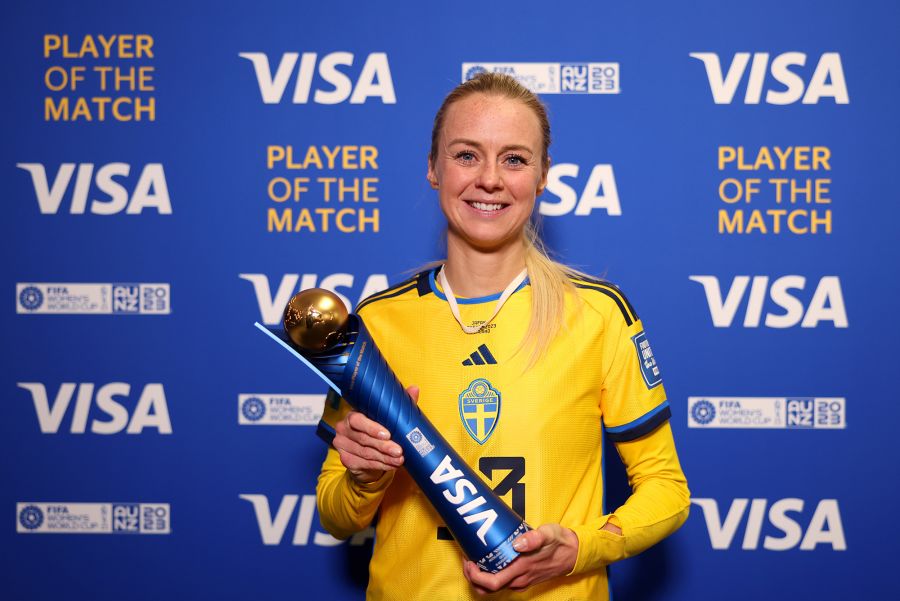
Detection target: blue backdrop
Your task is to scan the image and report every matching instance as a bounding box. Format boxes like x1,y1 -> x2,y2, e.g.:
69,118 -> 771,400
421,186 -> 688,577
3,1 -> 898,599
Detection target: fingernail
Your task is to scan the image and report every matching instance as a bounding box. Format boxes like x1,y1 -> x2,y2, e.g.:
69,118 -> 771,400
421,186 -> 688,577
391,446 -> 402,457
377,430 -> 389,440
512,538 -> 526,551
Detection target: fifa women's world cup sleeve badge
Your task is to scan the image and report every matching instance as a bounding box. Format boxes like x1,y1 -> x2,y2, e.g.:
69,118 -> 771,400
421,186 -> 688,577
254,288 -> 530,573
631,331 -> 662,389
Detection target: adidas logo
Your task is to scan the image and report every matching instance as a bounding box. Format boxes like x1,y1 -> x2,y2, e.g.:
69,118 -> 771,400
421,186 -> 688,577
462,344 -> 497,366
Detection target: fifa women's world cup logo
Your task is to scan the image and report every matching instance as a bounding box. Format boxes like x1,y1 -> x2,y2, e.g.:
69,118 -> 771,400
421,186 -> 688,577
255,289 -> 529,573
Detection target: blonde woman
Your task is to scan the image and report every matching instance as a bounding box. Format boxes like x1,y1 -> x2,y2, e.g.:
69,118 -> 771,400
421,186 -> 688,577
316,73 -> 690,600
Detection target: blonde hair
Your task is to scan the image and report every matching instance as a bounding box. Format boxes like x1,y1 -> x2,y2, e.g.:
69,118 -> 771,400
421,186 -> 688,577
430,72 -> 586,364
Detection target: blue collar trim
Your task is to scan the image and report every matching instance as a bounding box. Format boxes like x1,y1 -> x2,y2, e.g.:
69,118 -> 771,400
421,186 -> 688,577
428,268 -> 529,305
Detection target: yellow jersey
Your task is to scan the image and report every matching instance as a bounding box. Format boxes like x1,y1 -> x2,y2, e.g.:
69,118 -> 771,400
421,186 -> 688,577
317,268 -> 690,600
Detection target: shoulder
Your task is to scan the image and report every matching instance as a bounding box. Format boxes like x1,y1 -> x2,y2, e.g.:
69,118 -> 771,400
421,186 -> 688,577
355,268 -> 435,315
566,274 -> 639,327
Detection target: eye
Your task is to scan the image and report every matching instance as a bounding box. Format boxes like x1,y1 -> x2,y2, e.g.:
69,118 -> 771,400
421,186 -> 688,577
454,150 -> 477,164
505,154 -> 528,167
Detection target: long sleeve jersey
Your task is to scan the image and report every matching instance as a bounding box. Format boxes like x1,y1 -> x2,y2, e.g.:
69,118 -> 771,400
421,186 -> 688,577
316,269 -> 690,600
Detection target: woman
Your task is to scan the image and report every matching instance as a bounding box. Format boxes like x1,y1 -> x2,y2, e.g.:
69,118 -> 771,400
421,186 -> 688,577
316,73 -> 690,600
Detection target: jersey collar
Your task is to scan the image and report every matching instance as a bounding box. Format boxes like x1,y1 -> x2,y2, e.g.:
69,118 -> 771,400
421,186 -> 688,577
428,267 -> 530,305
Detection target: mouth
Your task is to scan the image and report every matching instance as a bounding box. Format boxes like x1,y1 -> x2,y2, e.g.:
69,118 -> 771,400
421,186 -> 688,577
465,200 -> 510,213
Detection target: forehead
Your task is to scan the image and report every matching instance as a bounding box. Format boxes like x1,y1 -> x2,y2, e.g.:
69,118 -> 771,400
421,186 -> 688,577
441,94 -> 542,148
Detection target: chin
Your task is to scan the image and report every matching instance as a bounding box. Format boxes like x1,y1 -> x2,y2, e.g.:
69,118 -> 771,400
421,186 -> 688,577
456,227 -> 523,253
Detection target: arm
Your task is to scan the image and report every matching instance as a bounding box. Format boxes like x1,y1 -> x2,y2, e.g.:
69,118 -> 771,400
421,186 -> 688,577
568,302 -> 690,571
315,387 -> 418,539
568,421 -> 690,574
316,442 -> 395,539
463,422 -> 689,593
465,293 -> 689,593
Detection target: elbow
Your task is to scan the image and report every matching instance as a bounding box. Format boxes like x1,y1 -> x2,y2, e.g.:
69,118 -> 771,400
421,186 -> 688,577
657,477 -> 692,540
674,497 -> 690,533
315,502 -> 351,541
671,478 -> 691,532
644,471 -> 692,533
318,519 -> 357,542
660,462 -> 691,523
676,472 -> 691,509
315,471 -> 377,539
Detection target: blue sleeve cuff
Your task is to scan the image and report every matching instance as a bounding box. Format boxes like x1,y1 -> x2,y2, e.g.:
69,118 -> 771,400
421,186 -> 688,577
605,400 -> 671,442
316,420 -> 336,445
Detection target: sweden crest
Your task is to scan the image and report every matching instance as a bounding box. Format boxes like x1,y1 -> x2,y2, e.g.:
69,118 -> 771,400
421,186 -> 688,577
458,378 -> 501,444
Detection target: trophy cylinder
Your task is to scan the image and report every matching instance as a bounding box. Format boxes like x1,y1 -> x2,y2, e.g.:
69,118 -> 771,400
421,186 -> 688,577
337,318 -> 529,572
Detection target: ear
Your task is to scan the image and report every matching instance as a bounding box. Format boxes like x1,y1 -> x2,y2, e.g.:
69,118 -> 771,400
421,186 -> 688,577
536,155 -> 551,196
427,155 -> 439,189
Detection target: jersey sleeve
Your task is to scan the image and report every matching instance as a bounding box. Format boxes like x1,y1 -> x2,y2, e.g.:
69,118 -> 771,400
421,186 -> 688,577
566,292 -> 689,575
567,421 -> 690,574
598,312 -> 671,442
315,389 -> 394,539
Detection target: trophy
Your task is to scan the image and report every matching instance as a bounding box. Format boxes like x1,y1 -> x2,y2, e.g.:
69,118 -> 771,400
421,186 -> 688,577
255,289 -> 529,573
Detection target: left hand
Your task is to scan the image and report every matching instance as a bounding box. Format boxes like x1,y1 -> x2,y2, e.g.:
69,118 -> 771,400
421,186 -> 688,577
462,524 -> 579,595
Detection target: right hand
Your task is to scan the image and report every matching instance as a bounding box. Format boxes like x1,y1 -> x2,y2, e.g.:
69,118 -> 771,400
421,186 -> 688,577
332,385 -> 419,484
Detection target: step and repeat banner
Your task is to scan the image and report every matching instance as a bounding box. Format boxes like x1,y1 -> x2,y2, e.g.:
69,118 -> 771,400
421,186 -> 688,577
3,2 -> 897,599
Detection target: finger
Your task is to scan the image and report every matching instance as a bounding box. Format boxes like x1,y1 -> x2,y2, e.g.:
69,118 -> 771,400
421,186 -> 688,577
406,385 -> 420,405
507,572 -> 536,591
335,438 -> 403,469
462,562 -> 492,596
471,583 -> 490,596
508,582 -> 530,592
465,559 -> 523,593
513,527 -> 547,553
335,434 -> 404,468
462,560 -> 470,583
342,427 -> 404,459
338,442 -> 399,472
337,448 -> 397,474
346,411 -> 391,440
345,412 -> 403,457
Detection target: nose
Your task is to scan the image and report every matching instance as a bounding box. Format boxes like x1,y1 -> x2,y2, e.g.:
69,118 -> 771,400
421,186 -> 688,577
475,161 -> 503,192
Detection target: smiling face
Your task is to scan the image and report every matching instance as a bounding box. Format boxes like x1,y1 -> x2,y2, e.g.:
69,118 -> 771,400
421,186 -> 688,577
428,93 -> 548,254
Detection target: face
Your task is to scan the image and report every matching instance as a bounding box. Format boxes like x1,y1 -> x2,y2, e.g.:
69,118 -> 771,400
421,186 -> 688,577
428,93 -> 547,253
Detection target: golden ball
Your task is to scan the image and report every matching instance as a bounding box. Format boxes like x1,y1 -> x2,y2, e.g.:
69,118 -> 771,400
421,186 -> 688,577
282,288 -> 349,353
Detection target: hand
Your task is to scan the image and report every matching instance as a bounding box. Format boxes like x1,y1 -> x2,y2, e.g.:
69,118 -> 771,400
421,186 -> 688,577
332,385 -> 419,484
462,524 -> 579,595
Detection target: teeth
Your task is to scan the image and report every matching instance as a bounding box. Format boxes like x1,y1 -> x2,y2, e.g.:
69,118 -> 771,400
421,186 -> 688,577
471,201 -> 503,211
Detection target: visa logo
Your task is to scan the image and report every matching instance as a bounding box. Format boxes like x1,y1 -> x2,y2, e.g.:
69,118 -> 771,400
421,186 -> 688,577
693,498 -> 846,551
690,52 -> 849,104
689,275 -> 848,328
18,382 -> 172,434
239,52 -> 396,104
17,163 -> 172,215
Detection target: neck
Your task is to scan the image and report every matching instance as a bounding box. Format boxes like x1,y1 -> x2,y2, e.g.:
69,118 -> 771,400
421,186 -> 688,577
442,235 -> 527,298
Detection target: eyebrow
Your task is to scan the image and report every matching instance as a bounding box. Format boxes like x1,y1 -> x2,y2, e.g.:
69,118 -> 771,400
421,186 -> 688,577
446,138 -> 535,155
